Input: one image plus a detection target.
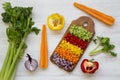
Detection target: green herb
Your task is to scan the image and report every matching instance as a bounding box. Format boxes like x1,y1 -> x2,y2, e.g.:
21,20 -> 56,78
93,38 -> 97,44
89,36 -> 117,57
69,25 -> 92,41
0,2 -> 40,80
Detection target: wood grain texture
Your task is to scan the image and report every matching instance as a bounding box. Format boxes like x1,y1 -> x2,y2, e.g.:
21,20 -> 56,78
0,0 -> 120,80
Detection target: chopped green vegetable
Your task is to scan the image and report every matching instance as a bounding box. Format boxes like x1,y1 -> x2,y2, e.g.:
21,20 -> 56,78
69,25 -> 92,41
89,36 -> 117,57
0,2 -> 40,80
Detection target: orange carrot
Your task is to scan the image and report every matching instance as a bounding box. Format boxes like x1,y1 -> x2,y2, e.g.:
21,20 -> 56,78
40,24 -> 48,69
90,8 -> 115,22
74,2 -> 115,26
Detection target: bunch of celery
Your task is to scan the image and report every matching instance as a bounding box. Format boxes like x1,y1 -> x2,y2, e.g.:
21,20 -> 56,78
0,2 -> 40,80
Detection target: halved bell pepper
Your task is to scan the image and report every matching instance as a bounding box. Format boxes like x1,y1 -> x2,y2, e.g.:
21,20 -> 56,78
81,59 -> 99,73
47,13 -> 65,30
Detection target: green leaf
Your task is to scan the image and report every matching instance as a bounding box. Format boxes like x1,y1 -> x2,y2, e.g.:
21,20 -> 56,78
110,51 -> 117,57
93,39 -> 97,44
32,27 -> 40,35
2,2 -> 12,11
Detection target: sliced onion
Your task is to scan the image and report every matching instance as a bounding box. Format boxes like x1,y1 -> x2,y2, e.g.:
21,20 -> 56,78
24,54 -> 38,72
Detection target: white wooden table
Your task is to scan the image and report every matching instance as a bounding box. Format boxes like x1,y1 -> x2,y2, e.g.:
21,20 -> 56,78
0,0 -> 120,80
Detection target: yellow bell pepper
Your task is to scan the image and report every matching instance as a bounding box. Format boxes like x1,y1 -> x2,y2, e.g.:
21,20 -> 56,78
47,13 -> 65,30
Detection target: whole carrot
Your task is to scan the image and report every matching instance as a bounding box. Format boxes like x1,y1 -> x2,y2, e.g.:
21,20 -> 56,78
40,24 -> 48,69
90,8 -> 115,22
74,2 -> 115,26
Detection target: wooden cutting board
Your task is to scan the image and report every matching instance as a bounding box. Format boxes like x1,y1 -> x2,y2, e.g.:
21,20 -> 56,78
50,16 -> 95,72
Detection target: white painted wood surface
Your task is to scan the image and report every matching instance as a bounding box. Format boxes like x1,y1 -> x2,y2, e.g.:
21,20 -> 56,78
0,0 -> 120,80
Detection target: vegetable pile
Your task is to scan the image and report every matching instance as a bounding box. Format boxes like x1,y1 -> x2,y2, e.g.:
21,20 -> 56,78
51,24 -> 93,71
64,33 -> 88,50
0,2 -> 39,80
69,25 -> 92,41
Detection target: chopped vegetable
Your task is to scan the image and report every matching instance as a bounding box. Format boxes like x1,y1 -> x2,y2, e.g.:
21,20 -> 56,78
52,53 -> 74,71
89,36 -> 117,57
81,59 -> 99,73
0,2 -> 40,80
24,54 -> 38,72
73,2 -> 115,26
59,40 -> 83,56
64,33 -> 88,50
40,24 -> 48,69
69,25 -> 92,41
55,46 -> 79,64
47,13 -> 65,30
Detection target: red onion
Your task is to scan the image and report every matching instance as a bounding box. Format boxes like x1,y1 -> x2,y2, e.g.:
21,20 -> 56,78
24,54 -> 38,72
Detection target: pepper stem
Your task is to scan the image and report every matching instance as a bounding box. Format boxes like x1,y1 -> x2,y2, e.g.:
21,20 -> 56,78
89,59 -> 94,62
